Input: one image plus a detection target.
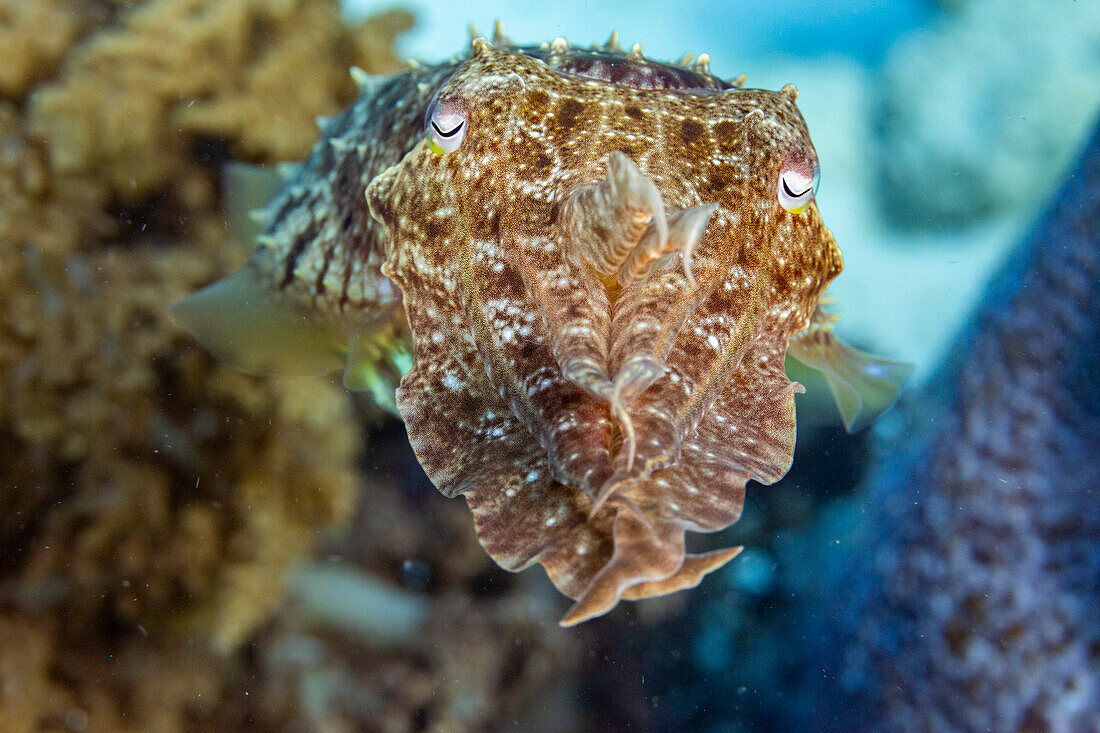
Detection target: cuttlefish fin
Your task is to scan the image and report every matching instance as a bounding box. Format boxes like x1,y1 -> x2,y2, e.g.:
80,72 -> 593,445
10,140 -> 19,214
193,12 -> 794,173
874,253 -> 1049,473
172,267 -> 409,416
170,267 -> 345,377
222,162 -> 285,251
788,327 -> 914,433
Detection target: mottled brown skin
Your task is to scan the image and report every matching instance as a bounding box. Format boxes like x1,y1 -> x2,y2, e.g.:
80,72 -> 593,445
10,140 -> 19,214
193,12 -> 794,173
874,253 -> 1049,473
248,34 -> 841,625
244,61 -> 459,351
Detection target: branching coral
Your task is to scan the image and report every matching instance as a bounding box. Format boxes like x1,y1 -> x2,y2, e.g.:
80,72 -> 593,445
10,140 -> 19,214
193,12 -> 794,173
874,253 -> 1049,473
0,0 -> 98,99
0,0 -> 412,728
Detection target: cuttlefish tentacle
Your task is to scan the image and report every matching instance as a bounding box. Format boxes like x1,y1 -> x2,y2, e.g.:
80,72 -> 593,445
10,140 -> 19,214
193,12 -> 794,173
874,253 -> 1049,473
604,260 -> 722,420
616,201 -> 720,288
599,203 -> 722,479
563,506 -> 744,625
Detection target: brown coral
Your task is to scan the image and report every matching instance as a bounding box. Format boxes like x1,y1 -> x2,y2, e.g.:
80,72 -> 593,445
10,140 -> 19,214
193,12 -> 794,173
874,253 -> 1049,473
25,0 -> 412,202
0,0 -> 412,729
0,0 -> 99,99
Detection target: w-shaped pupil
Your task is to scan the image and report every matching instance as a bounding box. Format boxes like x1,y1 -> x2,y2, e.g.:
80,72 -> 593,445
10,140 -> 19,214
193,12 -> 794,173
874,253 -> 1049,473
432,120 -> 464,137
781,177 -> 810,199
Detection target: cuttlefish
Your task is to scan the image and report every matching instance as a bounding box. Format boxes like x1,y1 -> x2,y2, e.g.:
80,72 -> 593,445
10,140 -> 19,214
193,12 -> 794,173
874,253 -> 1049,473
173,29 -> 911,625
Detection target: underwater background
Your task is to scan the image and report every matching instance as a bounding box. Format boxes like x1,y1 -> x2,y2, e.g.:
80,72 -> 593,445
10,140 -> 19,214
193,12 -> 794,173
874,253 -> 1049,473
0,0 -> 1097,730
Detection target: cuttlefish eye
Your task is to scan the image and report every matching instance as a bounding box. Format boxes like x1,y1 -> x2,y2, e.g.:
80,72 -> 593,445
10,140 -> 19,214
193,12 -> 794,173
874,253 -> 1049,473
425,100 -> 467,155
777,163 -> 820,214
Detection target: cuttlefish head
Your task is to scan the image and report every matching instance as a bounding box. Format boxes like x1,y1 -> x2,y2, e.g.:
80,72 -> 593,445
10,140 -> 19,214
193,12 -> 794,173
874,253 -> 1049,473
367,39 -> 843,434
367,39 -> 838,295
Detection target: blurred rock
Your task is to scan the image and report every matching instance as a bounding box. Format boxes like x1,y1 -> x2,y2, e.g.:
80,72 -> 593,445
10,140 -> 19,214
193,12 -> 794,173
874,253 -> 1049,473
875,0 -> 1100,228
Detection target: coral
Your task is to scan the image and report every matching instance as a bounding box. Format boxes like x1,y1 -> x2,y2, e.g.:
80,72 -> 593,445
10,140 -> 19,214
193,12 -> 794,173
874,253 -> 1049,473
25,0 -> 411,204
0,0 -> 97,99
838,120 -> 1100,729
0,612 -> 225,733
875,0 -> 1100,228
0,0 -> 412,729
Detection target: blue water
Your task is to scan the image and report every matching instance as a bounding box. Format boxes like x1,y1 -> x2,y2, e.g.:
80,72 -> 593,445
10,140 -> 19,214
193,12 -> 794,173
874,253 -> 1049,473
346,0 -> 932,71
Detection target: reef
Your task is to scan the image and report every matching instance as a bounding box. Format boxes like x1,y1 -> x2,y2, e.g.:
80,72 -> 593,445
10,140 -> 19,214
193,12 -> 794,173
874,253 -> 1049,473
0,0 -> 412,728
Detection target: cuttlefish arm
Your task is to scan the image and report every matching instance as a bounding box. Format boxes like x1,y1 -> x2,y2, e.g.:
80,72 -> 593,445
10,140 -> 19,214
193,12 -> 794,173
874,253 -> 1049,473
552,152 -> 723,477
463,224 -> 616,499
560,326 -> 802,625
